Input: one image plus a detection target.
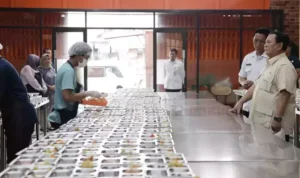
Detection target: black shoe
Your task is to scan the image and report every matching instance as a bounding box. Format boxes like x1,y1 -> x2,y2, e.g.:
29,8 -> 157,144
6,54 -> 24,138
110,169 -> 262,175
48,127 -> 56,131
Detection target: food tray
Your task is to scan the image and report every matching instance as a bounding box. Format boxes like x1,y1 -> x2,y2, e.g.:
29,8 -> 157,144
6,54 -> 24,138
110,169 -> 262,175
1,154 -> 193,178
1,89 -> 197,178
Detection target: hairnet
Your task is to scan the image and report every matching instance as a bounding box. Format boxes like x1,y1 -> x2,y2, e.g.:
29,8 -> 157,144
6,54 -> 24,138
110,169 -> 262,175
26,54 -> 40,70
0,43 -> 3,50
68,42 -> 92,57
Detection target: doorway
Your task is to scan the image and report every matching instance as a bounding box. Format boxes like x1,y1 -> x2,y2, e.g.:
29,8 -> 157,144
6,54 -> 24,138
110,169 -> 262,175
52,28 -> 87,89
154,30 -> 188,92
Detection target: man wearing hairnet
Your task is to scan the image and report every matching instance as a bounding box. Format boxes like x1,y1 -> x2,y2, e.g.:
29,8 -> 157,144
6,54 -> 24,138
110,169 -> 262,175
48,42 -> 107,129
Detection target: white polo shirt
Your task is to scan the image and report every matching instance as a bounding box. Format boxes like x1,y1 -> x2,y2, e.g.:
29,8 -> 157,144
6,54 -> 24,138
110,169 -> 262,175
164,59 -> 185,90
238,51 -> 268,111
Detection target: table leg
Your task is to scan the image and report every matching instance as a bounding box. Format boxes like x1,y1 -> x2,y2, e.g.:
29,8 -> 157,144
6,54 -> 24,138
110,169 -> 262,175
295,114 -> 299,148
43,106 -> 47,136
0,124 -> 6,171
35,109 -> 40,140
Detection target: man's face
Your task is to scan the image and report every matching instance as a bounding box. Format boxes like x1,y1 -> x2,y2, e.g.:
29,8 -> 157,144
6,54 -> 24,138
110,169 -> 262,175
45,49 -> 52,57
169,51 -> 177,61
253,33 -> 267,53
264,34 -> 282,58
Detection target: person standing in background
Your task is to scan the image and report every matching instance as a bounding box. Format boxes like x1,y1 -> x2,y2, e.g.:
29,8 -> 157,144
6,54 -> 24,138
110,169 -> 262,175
238,28 -> 270,124
43,48 -> 52,58
164,48 -> 185,92
38,53 -> 56,131
286,41 -> 300,88
0,43 -> 37,163
20,54 -> 47,95
230,32 -> 297,142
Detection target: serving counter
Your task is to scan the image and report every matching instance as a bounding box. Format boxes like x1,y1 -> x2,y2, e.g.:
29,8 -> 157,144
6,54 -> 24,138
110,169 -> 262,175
158,92 -> 300,178
0,90 -> 299,177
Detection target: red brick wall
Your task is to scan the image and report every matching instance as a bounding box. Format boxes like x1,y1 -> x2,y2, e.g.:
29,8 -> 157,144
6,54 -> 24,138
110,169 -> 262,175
270,0 -> 299,43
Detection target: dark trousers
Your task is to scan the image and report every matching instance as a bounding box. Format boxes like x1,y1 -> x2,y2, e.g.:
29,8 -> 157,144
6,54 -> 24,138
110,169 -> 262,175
165,89 -> 181,92
6,123 -> 34,163
242,110 -> 250,118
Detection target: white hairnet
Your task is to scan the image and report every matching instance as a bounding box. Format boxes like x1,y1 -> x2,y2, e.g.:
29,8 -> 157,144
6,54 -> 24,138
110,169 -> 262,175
0,43 -> 3,50
68,42 -> 92,56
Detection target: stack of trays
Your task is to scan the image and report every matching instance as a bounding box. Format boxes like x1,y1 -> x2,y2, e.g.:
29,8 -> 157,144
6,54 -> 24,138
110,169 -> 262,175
0,89 -> 197,178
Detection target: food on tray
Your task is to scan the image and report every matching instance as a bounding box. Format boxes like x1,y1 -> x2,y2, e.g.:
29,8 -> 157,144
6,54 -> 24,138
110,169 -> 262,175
168,159 -> 184,167
44,147 -> 58,154
74,127 -> 80,131
81,156 -> 94,168
82,97 -> 108,106
125,169 -> 140,173
33,166 -> 38,170
50,154 -> 56,158
150,134 -> 155,138
55,140 -> 65,144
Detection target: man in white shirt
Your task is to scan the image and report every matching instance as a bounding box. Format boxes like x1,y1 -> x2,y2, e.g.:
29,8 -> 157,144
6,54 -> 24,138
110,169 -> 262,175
164,48 -> 185,92
238,28 -> 270,124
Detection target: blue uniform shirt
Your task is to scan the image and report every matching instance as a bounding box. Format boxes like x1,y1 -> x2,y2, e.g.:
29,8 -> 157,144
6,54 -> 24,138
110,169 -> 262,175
48,62 -> 76,124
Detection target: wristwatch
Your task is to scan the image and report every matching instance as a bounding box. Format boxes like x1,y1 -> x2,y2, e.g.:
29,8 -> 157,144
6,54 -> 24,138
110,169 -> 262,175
273,117 -> 282,122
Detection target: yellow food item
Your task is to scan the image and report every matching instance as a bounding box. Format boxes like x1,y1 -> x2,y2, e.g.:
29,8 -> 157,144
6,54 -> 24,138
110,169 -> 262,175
33,166 -> 38,170
168,160 -> 184,167
74,128 -> 80,131
81,156 -> 94,168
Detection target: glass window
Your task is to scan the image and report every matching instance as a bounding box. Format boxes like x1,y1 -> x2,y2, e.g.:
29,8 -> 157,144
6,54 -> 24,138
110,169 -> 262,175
198,30 -> 240,90
106,67 -> 124,78
0,11 -> 40,26
87,12 -> 153,28
155,13 -> 196,28
199,13 -> 240,28
0,28 -> 40,71
88,67 -> 105,78
42,11 -> 85,27
243,13 -> 272,28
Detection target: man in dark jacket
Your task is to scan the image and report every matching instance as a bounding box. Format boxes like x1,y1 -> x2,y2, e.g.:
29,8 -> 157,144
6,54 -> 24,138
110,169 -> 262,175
0,43 -> 37,163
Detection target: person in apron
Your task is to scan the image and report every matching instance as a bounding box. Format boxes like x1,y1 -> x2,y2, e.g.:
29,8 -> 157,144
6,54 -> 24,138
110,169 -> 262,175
20,54 -> 47,96
0,51 -> 37,163
48,42 -> 107,129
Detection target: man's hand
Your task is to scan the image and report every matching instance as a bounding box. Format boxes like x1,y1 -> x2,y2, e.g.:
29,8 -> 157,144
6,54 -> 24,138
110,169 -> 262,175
243,80 -> 254,89
229,102 -> 243,114
49,85 -> 55,91
271,119 -> 282,133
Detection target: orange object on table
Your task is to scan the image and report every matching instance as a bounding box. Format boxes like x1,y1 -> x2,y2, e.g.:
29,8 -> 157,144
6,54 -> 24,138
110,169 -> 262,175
81,97 -> 108,106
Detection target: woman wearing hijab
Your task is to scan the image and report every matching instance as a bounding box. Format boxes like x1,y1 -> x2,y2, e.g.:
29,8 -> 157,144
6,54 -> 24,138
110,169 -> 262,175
20,54 -> 47,95
38,54 -> 56,111
38,54 -> 56,131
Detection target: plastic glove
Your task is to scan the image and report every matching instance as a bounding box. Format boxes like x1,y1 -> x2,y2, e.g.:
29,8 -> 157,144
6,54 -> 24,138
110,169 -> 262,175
83,91 -> 102,98
100,93 -> 108,97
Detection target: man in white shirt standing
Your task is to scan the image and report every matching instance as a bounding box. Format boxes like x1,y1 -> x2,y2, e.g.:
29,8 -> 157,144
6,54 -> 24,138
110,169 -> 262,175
164,48 -> 185,92
238,28 -> 270,124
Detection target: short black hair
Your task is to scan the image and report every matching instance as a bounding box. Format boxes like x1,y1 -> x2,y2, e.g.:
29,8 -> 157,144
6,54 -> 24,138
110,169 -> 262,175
270,31 -> 290,51
288,41 -> 299,57
254,28 -> 270,38
170,48 -> 178,54
43,48 -> 51,53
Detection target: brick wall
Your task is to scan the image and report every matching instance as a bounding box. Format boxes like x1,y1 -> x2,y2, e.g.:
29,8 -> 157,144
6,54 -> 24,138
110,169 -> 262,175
270,0 -> 299,44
